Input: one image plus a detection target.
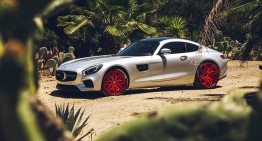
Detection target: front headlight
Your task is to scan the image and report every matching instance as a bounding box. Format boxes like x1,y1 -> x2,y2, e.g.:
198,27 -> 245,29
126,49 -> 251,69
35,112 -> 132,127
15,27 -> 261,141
82,64 -> 103,76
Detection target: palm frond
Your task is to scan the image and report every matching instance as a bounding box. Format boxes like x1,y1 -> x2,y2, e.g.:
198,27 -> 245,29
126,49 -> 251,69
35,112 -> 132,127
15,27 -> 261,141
64,19 -> 93,34
133,3 -> 157,17
222,0 -> 260,17
105,25 -> 132,36
58,15 -> 94,34
169,17 -> 186,29
127,21 -> 156,35
157,17 -> 170,27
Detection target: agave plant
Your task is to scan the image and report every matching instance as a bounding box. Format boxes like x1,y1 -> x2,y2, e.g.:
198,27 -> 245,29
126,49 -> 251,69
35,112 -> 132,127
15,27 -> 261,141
55,104 -> 94,141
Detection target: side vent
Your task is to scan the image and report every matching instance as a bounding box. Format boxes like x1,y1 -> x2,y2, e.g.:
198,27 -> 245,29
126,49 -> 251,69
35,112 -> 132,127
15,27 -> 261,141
136,64 -> 149,72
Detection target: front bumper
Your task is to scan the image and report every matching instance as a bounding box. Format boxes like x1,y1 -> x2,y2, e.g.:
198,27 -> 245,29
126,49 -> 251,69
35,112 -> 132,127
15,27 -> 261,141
56,69 -> 104,92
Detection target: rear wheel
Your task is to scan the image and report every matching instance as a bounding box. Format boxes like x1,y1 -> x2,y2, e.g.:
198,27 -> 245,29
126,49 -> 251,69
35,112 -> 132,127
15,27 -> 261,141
101,69 -> 128,96
194,61 -> 219,89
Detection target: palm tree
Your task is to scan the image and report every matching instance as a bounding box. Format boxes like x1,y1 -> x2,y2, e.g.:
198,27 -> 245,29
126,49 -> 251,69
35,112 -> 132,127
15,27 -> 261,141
155,16 -> 187,38
166,17 -> 187,38
125,0 -> 158,40
223,0 -> 262,61
58,0 -> 158,54
57,0 -> 129,53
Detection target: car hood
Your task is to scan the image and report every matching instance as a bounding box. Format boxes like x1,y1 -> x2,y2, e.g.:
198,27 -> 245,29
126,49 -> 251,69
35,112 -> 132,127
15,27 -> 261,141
58,55 -> 129,70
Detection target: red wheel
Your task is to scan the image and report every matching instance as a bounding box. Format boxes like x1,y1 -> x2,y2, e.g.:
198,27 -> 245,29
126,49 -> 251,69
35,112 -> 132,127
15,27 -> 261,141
194,61 -> 219,89
101,69 -> 128,96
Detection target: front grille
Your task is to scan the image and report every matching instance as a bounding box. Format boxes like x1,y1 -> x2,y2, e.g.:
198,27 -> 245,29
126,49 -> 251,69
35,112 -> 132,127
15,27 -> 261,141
56,84 -> 80,91
56,71 -> 77,82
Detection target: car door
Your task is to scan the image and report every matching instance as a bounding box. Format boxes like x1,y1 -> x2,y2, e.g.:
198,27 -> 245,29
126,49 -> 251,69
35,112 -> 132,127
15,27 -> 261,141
150,41 -> 193,82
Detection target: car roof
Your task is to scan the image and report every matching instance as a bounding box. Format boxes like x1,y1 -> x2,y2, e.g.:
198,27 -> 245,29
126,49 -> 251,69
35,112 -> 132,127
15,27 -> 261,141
140,37 -> 173,42
140,37 -> 200,46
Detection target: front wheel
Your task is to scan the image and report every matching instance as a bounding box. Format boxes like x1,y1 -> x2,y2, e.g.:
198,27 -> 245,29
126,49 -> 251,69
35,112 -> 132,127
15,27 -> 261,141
194,61 -> 219,89
101,69 -> 128,96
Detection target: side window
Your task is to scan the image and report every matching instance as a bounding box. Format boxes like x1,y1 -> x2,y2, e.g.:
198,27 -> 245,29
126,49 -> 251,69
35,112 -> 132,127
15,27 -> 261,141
161,42 -> 186,54
186,43 -> 199,52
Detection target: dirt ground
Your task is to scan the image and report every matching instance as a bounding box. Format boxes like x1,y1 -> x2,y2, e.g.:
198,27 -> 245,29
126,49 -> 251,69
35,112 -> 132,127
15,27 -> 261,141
38,60 -> 262,140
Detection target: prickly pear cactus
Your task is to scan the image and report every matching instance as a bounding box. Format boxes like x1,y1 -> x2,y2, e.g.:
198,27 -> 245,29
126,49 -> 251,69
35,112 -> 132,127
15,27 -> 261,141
215,42 -> 224,53
63,52 -> 75,63
58,52 -> 65,65
97,91 -> 251,141
52,56 -> 59,64
68,46 -> 75,53
39,47 -> 48,59
52,47 -> 59,55
222,41 -> 229,54
37,59 -> 44,70
215,30 -> 223,42
45,59 -> 57,76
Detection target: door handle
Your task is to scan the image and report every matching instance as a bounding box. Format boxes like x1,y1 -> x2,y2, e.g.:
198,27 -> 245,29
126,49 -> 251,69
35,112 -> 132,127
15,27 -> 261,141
180,56 -> 187,61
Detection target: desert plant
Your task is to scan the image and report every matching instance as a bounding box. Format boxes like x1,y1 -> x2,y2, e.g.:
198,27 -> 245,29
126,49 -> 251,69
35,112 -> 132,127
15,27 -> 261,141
68,46 -> 75,53
55,103 -> 94,141
45,58 -> 57,76
210,30 -> 243,59
38,46 -> 75,75
58,51 -> 66,64
39,46 -> 48,60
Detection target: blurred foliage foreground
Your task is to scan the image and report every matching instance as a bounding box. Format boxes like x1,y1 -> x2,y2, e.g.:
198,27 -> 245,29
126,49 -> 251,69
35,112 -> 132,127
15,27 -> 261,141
97,82 -> 262,141
0,0 -> 74,141
0,0 -> 262,141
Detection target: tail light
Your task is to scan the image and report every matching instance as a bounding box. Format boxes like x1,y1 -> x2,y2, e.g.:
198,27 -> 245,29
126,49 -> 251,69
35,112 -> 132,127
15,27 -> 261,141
220,55 -> 226,59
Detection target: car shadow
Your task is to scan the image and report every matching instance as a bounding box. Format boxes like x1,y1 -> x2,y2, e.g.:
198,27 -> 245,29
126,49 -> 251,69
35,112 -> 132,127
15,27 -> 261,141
124,85 -> 222,95
50,90 -> 105,99
50,85 -> 223,99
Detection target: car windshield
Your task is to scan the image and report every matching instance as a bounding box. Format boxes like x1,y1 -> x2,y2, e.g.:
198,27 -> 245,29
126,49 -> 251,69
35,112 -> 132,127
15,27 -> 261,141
118,41 -> 160,56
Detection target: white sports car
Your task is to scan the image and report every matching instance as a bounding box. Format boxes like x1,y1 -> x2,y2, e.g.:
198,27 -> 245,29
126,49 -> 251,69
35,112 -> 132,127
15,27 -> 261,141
56,37 -> 227,96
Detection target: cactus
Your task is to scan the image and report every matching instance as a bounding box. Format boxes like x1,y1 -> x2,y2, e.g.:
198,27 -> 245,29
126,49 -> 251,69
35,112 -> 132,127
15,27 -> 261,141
222,41 -> 229,54
68,46 -> 75,53
97,90 -> 252,141
53,47 -> 59,55
63,52 -> 74,63
58,52 -> 65,65
45,58 -> 57,76
215,30 -> 223,42
214,42 -> 224,53
37,59 -> 44,70
211,30 -> 245,59
52,56 -> 59,64
39,47 -> 48,60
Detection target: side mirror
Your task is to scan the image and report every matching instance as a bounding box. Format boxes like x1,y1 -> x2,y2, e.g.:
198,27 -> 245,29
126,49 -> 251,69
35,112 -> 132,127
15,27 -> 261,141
160,48 -> 171,55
